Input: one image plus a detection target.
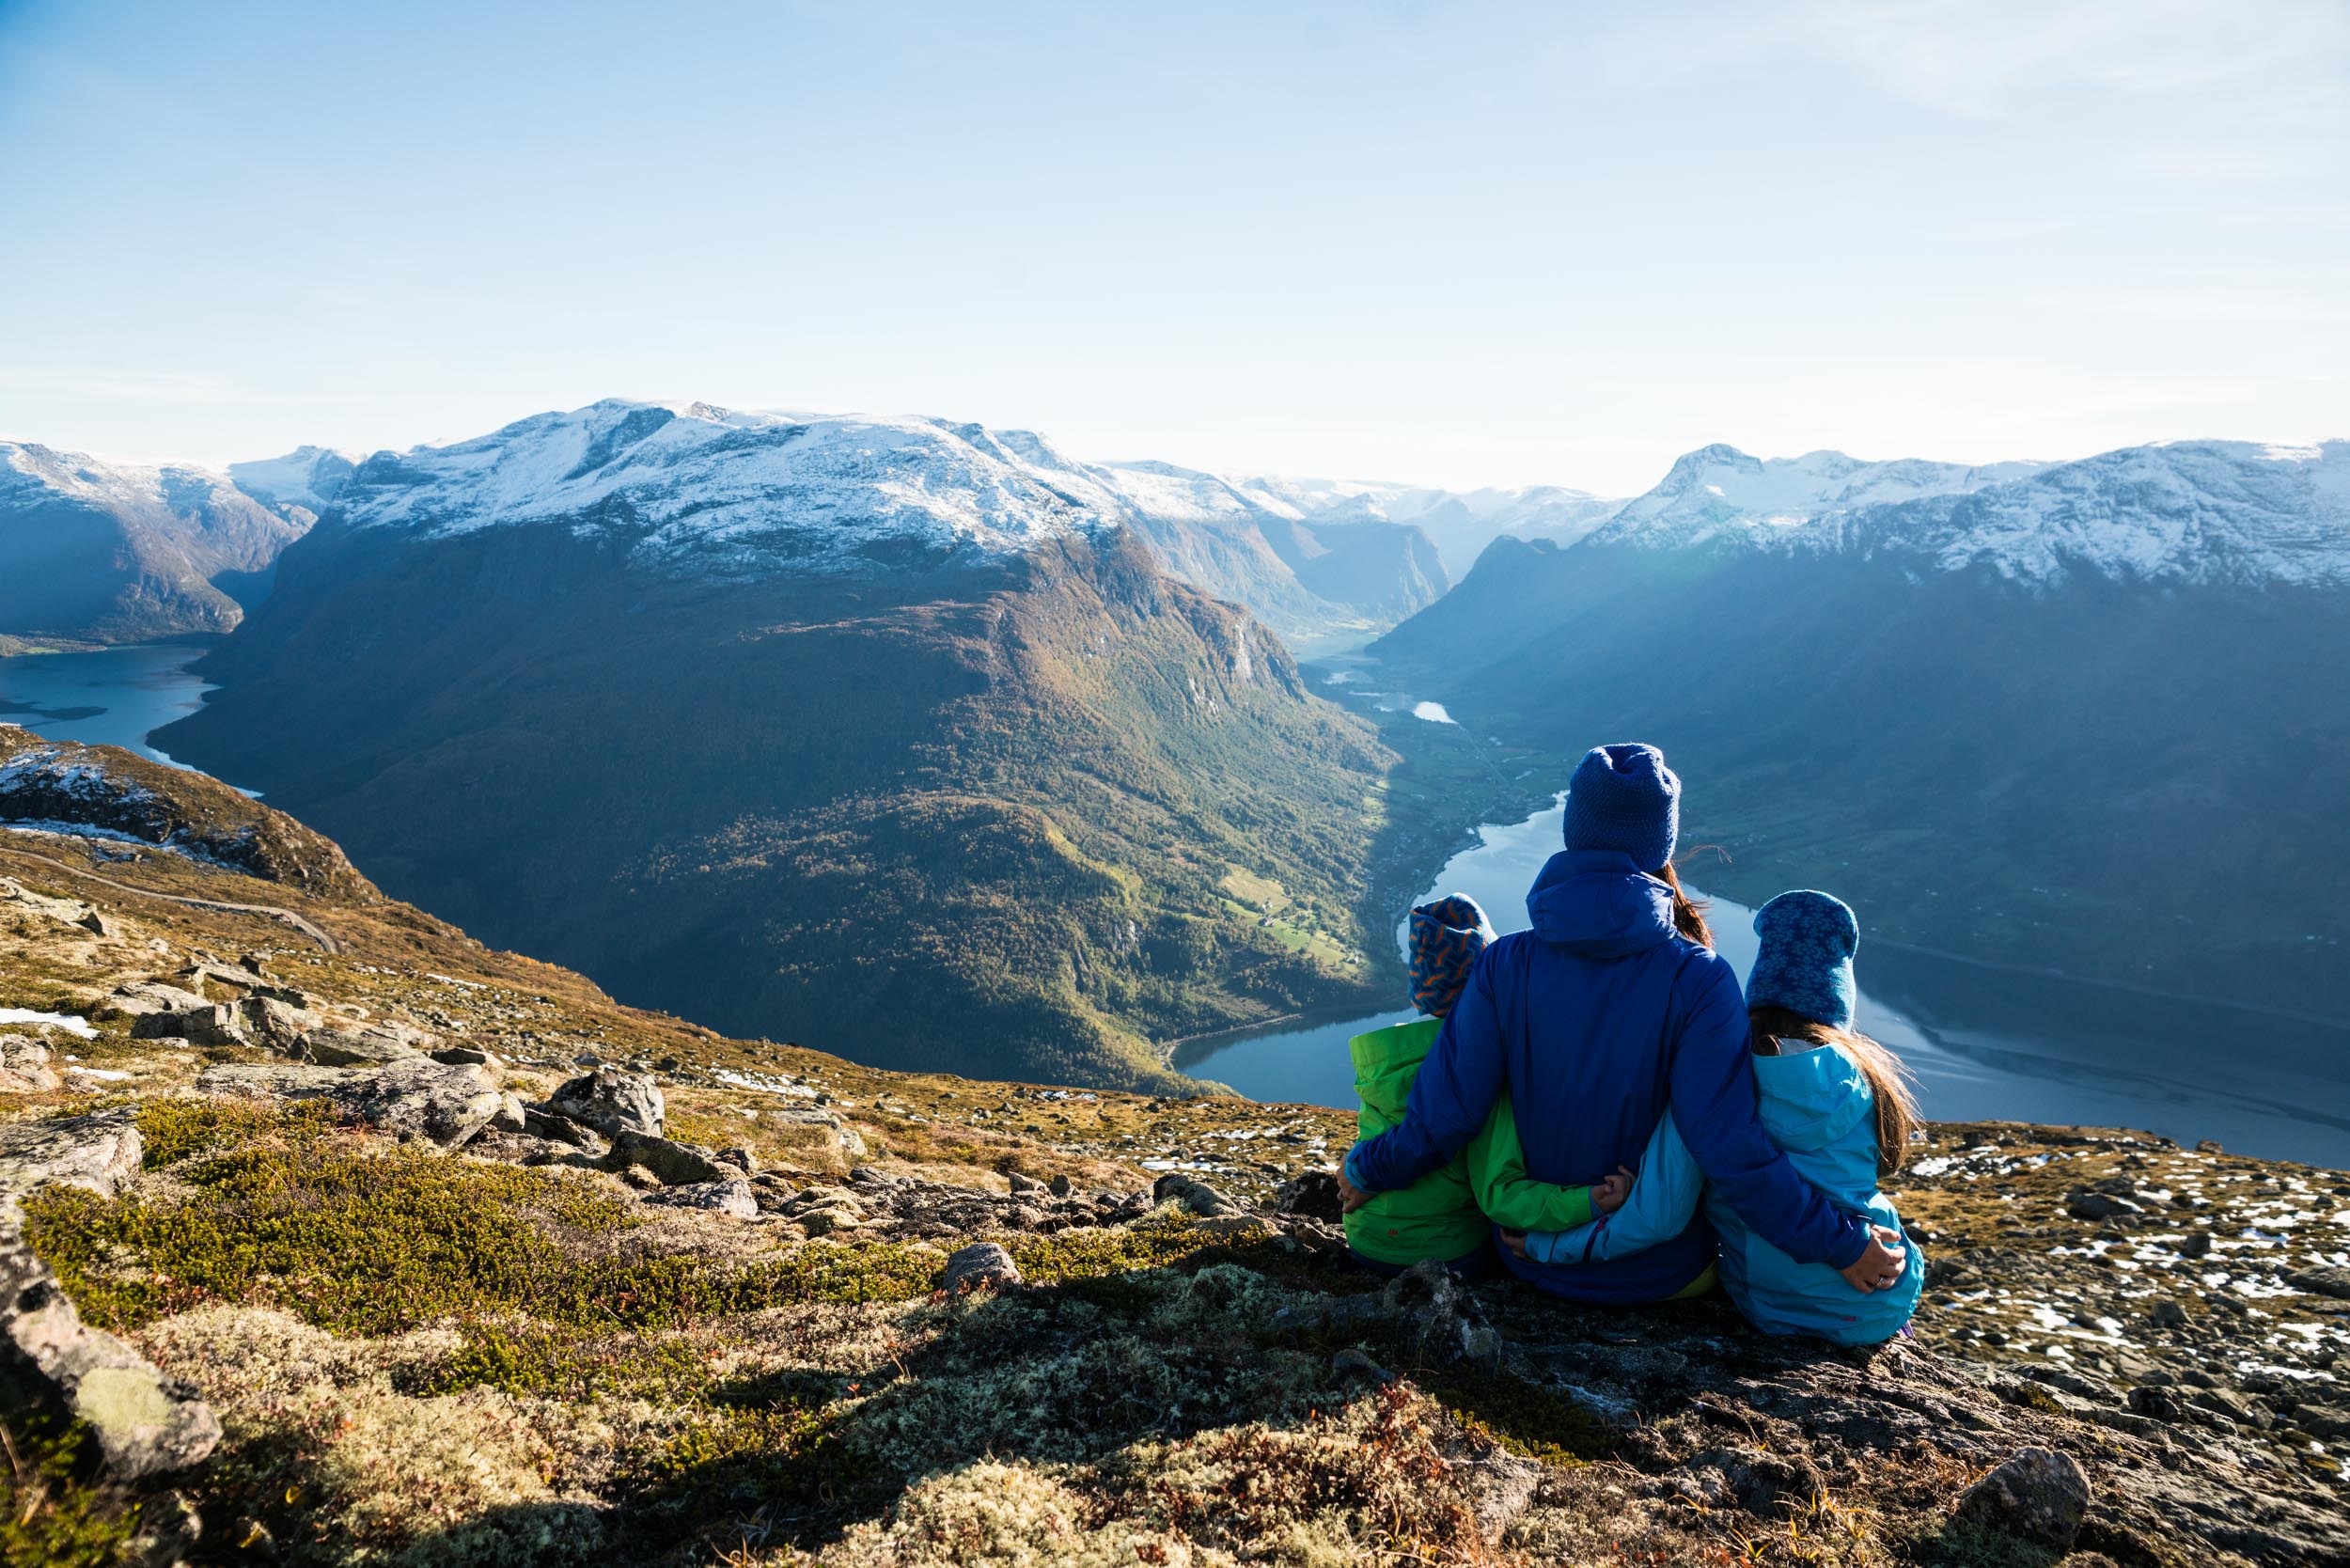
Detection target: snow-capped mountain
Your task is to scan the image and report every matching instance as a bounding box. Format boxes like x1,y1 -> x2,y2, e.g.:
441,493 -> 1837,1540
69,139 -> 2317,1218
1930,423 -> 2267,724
0,442 -> 309,642
1590,439 -> 2349,588
1595,444 -> 2050,547
1089,461 -> 1449,640
1896,439 -> 2350,588
297,401 -> 1454,645
327,400 -> 1132,573
227,445 -> 362,519
1371,432 -> 2350,1027
158,399 -> 1397,1092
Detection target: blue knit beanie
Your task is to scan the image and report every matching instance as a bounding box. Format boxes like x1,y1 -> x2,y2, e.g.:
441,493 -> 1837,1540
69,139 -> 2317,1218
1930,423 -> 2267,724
1408,893 -> 1494,1018
1746,890 -> 1860,1028
1561,744 -> 1680,870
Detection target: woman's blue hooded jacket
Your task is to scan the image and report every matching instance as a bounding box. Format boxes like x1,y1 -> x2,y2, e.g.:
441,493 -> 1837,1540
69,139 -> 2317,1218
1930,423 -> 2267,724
1350,850 -> 1870,1302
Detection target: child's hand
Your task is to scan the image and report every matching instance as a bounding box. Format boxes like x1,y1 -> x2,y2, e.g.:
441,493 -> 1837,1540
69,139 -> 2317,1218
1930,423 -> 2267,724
1593,1163 -> 1637,1215
1498,1229 -> 1529,1260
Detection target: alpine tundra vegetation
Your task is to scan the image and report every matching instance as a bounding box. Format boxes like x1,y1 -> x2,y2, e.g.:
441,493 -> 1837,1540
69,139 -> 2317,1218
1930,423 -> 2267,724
2,733 -> 2346,1568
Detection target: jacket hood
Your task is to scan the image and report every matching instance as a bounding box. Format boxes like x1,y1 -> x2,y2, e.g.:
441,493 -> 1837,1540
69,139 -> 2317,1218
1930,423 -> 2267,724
1525,850 -> 1682,959
1752,1043 -> 1875,1152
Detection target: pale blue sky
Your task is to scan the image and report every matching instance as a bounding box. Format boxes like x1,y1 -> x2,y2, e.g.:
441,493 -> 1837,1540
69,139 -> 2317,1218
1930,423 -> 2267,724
2,0 -> 2343,493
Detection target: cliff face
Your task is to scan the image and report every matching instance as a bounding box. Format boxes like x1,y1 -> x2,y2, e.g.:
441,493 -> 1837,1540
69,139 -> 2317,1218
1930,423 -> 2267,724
0,756 -> 2343,1567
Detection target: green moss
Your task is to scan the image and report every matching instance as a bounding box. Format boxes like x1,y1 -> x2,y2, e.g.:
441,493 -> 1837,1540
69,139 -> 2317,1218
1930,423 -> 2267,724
134,1095 -> 342,1168
407,1320 -> 711,1402
0,1407 -> 143,1568
24,1112 -> 941,1337
1417,1365 -> 1613,1467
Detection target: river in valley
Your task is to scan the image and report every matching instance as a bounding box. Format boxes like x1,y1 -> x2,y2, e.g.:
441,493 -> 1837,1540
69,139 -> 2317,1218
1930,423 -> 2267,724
1180,794 -> 2350,1171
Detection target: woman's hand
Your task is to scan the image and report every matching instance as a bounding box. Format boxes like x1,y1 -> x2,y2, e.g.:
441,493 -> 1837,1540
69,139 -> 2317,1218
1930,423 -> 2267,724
1592,1164 -> 1636,1215
1835,1226 -> 1909,1294
1336,1162 -> 1372,1214
1498,1229 -> 1530,1260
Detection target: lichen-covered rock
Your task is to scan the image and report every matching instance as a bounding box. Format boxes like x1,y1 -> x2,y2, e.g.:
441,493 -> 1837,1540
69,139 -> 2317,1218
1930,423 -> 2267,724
196,1058 -> 503,1146
93,980 -> 211,1022
1153,1171 -> 1240,1217
1951,1446 -> 2092,1552
238,994 -> 318,1051
603,1129 -> 728,1185
642,1178 -> 758,1218
131,997 -> 248,1047
940,1241 -> 1021,1293
1274,1168 -> 1343,1221
0,1109 -> 220,1479
299,1023 -> 427,1066
545,1066 -> 664,1137
0,1106 -> 144,1198
763,1103 -> 866,1155
0,1033 -> 60,1092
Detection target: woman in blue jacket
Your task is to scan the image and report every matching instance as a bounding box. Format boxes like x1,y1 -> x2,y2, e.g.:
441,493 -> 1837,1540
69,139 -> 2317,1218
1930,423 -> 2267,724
1505,889 -> 1924,1344
1339,744 -> 1908,1305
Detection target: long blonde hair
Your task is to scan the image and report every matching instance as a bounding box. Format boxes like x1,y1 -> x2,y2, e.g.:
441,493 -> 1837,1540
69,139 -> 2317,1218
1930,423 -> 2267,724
1747,1004 -> 1920,1177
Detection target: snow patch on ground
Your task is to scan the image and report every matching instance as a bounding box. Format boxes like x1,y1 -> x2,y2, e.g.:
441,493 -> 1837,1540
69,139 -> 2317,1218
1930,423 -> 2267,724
0,1008 -> 97,1038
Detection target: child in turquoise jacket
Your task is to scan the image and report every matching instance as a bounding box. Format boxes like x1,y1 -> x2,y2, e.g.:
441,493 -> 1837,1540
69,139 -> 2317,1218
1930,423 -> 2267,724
1510,890 -> 1922,1345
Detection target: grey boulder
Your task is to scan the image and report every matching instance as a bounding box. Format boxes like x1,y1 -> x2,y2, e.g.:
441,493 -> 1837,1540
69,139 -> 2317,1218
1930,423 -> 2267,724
196,1058 -> 504,1147
1153,1171 -> 1241,1217
1951,1446 -> 2092,1552
642,1179 -> 758,1218
940,1241 -> 1022,1294
131,998 -> 248,1047
603,1129 -> 728,1186
300,1024 -> 428,1067
0,1034 -> 61,1093
545,1067 -> 664,1137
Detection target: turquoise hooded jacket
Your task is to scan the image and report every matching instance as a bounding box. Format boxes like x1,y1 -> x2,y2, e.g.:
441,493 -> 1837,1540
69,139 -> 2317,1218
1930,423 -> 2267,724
1528,1041 -> 1921,1345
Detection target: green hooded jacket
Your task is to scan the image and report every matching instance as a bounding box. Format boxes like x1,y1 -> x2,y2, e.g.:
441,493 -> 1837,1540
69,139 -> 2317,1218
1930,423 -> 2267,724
1342,1017 -> 1595,1264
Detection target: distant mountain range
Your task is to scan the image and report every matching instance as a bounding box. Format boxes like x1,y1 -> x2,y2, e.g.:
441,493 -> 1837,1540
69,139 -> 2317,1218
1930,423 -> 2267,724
3,416 -> 1583,654
151,400 -> 1402,1090
1375,437 -> 2350,1023
0,443 -> 312,644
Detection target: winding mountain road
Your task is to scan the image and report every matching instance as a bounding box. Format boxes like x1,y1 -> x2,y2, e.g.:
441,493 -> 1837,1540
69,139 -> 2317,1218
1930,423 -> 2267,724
0,840 -> 342,953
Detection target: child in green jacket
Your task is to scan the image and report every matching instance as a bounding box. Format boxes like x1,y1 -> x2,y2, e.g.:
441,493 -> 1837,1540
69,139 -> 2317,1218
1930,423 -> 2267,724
1343,894 -> 1627,1278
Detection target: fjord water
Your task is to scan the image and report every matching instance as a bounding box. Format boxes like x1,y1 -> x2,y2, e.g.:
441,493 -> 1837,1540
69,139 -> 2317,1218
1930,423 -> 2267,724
0,645 -> 216,768
1180,796 -> 2350,1169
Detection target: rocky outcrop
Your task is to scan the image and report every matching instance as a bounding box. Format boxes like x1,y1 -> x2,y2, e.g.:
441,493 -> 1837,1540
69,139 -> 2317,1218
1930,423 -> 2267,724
196,1057 -> 503,1146
0,730 -> 376,898
0,1110 -> 220,1479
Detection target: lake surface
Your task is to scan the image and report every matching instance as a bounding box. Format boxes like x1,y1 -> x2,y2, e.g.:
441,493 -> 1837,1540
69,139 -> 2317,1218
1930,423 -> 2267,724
0,644 -> 222,773
1181,796 -> 2350,1170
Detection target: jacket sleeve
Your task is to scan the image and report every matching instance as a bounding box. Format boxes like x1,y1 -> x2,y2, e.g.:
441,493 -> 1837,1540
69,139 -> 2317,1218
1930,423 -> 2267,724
1349,948 -> 1508,1193
1522,1107 -> 1703,1264
1669,957 -> 1869,1268
1465,1093 -> 1594,1232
